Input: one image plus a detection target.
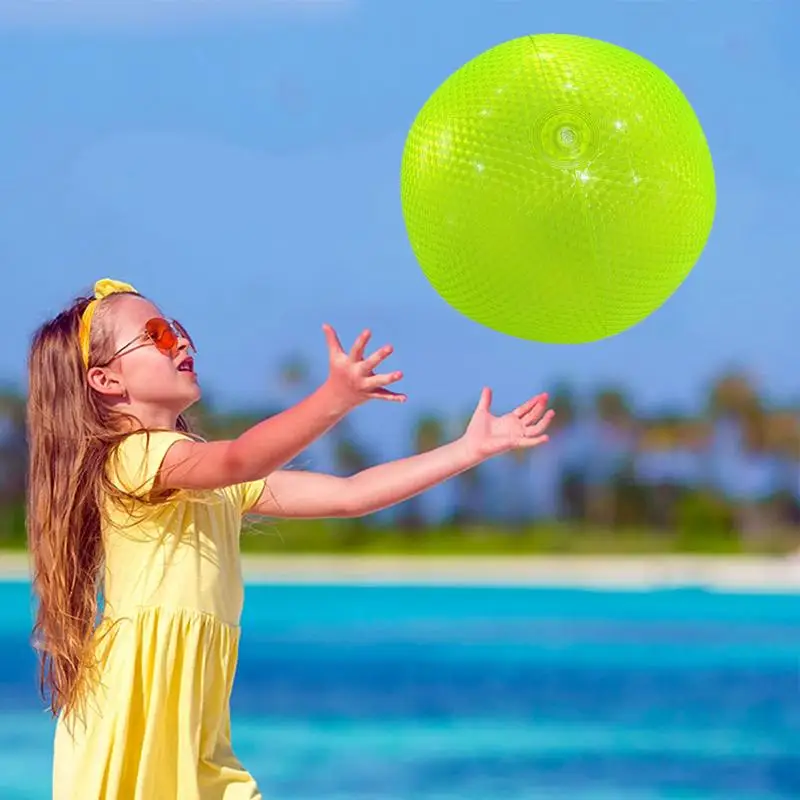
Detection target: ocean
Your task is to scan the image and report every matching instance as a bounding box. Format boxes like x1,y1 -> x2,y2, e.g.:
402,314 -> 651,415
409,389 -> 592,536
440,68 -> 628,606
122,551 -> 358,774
1,579 -> 798,799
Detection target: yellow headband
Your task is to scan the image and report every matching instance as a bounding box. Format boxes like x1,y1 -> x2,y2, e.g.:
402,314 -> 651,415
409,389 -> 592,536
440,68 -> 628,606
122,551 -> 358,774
79,278 -> 138,368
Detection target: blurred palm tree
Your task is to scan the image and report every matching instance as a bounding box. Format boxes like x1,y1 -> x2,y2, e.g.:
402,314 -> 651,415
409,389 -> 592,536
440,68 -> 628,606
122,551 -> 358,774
415,415 -> 445,454
394,413 -> 446,530
705,371 -> 775,540
546,382 -> 585,523
548,381 -> 577,429
765,410 -> 800,460
707,370 -> 762,419
187,397 -> 278,442
0,386 -> 27,544
707,370 -> 766,461
595,386 -> 636,429
279,353 -> 311,395
331,423 -> 372,475
585,385 -> 637,527
450,410 -> 486,527
330,419 -> 375,540
763,409 -> 800,527
0,386 -> 26,504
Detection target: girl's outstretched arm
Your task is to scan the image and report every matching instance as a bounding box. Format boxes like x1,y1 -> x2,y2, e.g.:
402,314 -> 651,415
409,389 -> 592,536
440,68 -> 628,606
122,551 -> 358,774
252,388 -> 554,519
156,326 -> 405,492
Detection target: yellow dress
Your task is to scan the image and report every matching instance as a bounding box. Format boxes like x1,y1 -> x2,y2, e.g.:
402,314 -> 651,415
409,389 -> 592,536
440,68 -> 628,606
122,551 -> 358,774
53,430 -> 266,800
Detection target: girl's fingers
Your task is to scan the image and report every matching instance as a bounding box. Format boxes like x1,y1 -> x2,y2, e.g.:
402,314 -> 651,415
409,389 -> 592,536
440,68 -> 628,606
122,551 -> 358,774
477,387 -> 493,412
514,393 -> 546,419
349,329 -> 372,362
520,400 -> 548,425
364,371 -> 404,389
370,388 -> 408,402
362,344 -> 394,372
525,410 -> 555,435
322,324 -> 345,356
521,434 -> 549,448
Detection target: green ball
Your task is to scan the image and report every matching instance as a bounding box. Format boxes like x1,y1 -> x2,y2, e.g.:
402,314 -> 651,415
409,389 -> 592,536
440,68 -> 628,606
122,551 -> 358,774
400,34 -> 716,344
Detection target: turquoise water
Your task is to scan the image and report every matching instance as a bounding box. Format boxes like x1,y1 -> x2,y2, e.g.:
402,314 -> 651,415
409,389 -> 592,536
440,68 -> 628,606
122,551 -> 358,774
2,580 -> 798,799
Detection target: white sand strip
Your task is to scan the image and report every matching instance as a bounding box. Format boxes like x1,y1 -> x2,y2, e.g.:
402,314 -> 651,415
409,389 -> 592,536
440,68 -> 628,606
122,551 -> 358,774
0,552 -> 31,581
3,552 -> 798,591
238,554 -> 800,591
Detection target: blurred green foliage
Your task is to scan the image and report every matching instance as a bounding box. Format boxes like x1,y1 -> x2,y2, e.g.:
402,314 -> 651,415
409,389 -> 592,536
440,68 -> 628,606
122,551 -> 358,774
2,366 -> 799,555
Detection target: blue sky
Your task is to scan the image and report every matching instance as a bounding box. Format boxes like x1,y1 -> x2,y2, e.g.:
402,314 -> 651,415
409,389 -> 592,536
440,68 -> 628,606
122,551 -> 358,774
0,0 -> 797,452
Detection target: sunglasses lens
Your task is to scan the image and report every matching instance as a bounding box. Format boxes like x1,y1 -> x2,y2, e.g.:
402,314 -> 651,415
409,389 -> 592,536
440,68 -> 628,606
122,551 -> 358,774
145,319 -> 177,354
174,320 -> 196,353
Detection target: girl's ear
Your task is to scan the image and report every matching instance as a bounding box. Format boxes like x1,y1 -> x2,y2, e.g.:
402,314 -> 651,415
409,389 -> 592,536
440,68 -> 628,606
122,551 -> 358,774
86,367 -> 126,398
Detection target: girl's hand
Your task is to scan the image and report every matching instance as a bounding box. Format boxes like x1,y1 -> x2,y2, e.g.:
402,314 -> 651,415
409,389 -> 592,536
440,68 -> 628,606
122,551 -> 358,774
322,324 -> 406,411
462,388 -> 554,461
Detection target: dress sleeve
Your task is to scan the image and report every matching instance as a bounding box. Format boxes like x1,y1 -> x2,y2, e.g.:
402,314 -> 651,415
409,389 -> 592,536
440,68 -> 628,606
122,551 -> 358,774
230,478 -> 267,515
108,430 -> 193,498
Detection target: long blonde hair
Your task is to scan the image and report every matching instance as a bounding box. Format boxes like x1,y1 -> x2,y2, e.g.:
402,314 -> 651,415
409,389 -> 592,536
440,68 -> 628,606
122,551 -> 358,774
26,289 -> 191,717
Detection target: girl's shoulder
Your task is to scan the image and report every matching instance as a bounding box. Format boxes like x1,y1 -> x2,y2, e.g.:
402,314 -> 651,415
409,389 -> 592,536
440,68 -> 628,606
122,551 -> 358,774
108,428 -> 201,500
109,428 -> 265,516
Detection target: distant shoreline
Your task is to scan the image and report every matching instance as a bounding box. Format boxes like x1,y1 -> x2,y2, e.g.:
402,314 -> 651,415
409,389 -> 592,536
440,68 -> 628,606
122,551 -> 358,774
3,552 -> 800,591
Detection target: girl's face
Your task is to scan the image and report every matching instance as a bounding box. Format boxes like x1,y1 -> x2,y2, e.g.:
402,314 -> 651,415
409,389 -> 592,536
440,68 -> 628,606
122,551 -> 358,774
88,294 -> 201,428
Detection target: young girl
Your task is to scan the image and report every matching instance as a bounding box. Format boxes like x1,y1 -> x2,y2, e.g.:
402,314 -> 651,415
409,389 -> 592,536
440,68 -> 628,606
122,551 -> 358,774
27,278 -> 554,800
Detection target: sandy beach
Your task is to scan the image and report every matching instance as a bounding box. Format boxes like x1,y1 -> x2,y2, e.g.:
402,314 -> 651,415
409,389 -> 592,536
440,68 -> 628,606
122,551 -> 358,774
2,551 -> 799,591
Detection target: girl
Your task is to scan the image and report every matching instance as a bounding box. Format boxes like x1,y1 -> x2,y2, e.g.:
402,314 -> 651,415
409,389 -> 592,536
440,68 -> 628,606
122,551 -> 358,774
27,278 -> 554,800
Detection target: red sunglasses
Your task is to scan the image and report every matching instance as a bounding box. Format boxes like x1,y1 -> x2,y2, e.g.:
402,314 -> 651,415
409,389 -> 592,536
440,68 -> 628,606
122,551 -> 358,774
100,318 -> 196,366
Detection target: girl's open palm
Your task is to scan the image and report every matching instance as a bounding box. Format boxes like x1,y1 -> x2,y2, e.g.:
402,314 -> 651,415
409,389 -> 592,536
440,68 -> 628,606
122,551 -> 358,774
463,388 -> 554,459
323,324 -> 406,409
